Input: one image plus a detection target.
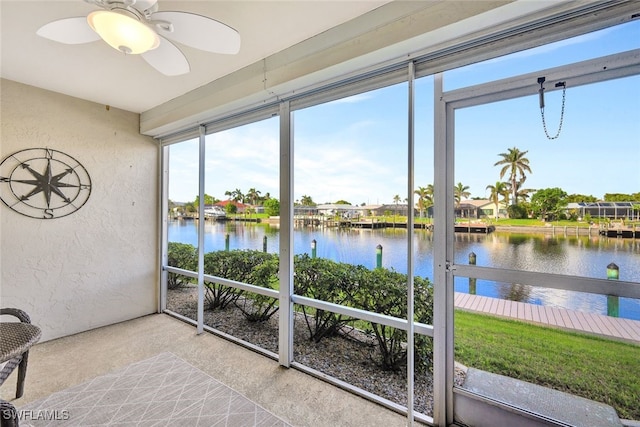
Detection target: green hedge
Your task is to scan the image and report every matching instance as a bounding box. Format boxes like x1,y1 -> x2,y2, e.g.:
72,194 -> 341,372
203,250 -> 275,312
167,242 -> 197,289
167,244 -> 434,372
294,254 -> 366,343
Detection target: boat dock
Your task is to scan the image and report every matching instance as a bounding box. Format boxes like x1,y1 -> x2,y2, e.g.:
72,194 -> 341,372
599,228 -> 640,238
455,292 -> 640,343
454,224 -> 495,234
293,216 -> 495,233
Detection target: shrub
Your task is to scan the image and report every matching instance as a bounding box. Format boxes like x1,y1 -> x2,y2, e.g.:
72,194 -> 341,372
351,268 -> 407,371
293,254 -> 361,342
203,250 -> 274,310
352,270 -> 434,372
569,209 -> 581,221
235,255 -> 280,322
507,204 -> 528,219
167,242 -> 197,289
194,249 -> 436,373
414,275 -> 434,373
225,203 -> 237,214
264,198 -> 280,216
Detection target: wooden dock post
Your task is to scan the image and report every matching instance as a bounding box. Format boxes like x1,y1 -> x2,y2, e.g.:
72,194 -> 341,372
311,239 -> 317,259
263,235 -> 267,253
376,244 -> 383,269
469,252 -> 477,295
606,262 -> 619,317
225,234 -> 230,251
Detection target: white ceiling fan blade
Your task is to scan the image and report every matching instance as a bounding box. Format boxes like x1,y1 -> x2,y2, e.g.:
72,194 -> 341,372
141,37 -> 190,76
151,11 -> 240,54
37,17 -> 100,44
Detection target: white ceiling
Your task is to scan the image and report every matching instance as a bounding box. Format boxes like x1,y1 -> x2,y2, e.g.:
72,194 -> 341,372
0,0 -> 392,114
6,0 -> 626,131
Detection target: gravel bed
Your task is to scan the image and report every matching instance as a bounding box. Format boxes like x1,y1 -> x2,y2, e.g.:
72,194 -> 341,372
167,286 -> 466,417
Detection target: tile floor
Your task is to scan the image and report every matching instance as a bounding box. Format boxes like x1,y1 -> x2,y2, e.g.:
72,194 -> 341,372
20,352 -> 291,426
1,314 -> 409,427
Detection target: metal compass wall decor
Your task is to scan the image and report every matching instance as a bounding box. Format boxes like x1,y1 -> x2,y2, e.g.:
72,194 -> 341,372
0,148 -> 92,219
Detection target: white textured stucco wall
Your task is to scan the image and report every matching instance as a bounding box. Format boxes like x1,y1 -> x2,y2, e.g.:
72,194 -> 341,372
0,79 -> 158,341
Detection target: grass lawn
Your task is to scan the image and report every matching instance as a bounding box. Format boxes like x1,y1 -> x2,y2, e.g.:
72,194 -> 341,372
455,310 -> 640,420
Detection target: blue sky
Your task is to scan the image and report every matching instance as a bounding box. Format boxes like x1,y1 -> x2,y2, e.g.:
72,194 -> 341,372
169,20 -> 639,205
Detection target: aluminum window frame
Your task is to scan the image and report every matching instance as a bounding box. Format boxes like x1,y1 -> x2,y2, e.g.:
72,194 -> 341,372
441,48 -> 640,424
158,5 -> 640,425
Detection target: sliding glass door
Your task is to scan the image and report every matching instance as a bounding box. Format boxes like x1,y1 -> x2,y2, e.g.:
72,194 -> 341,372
444,49 -> 640,425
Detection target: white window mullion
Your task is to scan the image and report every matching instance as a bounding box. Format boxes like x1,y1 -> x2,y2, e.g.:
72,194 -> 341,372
433,72 -> 456,426
197,125 -> 206,335
279,101 -> 294,366
406,61 -> 416,427
159,144 -> 169,313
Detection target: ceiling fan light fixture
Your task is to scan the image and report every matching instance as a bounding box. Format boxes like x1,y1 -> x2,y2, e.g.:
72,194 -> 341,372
87,10 -> 159,55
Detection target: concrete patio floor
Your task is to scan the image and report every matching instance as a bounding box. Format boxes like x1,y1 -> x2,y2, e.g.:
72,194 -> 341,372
0,313 -> 411,426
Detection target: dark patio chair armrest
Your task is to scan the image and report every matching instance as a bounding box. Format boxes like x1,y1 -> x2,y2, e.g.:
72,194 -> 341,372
0,399 -> 19,427
0,308 -> 31,324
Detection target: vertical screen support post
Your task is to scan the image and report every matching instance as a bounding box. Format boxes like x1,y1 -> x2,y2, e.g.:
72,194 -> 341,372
196,125 -> 206,335
279,101 -> 294,367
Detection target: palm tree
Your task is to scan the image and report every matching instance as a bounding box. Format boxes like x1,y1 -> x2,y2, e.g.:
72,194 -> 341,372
414,186 -> 430,219
300,195 -> 315,206
454,182 -> 471,209
513,177 -> 534,204
225,188 -> 245,203
393,194 -> 401,222
424,184 -> 434,221
246,188 -> 261,206
494,147 -> 532,205
486,181 -> 509,219
501,186 -> 511,207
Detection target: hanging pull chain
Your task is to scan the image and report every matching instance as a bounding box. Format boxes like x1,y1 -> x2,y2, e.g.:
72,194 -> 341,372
538,77 -> 567,140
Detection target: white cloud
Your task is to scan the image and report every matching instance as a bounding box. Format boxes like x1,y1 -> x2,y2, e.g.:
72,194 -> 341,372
294,135 -> 403,204
326,93 -> 373,105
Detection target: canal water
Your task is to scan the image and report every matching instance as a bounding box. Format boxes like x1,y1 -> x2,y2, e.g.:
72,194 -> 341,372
168,220 -> 640,320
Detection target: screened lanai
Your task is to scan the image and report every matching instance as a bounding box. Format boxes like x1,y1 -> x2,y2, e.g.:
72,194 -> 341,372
160,4 -> 640,426
2,1 -> 640,427
567,201 -> 640,220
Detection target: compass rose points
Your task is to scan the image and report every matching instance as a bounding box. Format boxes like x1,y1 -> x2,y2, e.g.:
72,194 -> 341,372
1,148 -> 91,219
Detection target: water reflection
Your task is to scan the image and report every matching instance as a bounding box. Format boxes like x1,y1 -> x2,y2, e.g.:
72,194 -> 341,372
168,220 -> 640,319
498,283 -> 532,302
453,232 -> 639,282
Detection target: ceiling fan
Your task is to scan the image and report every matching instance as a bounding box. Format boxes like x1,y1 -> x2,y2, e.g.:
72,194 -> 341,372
36,0 -> 241,76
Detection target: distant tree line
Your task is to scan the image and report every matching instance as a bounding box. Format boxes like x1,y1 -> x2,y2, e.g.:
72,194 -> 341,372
169,149 -> 638,221
411,147 -> 639,221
